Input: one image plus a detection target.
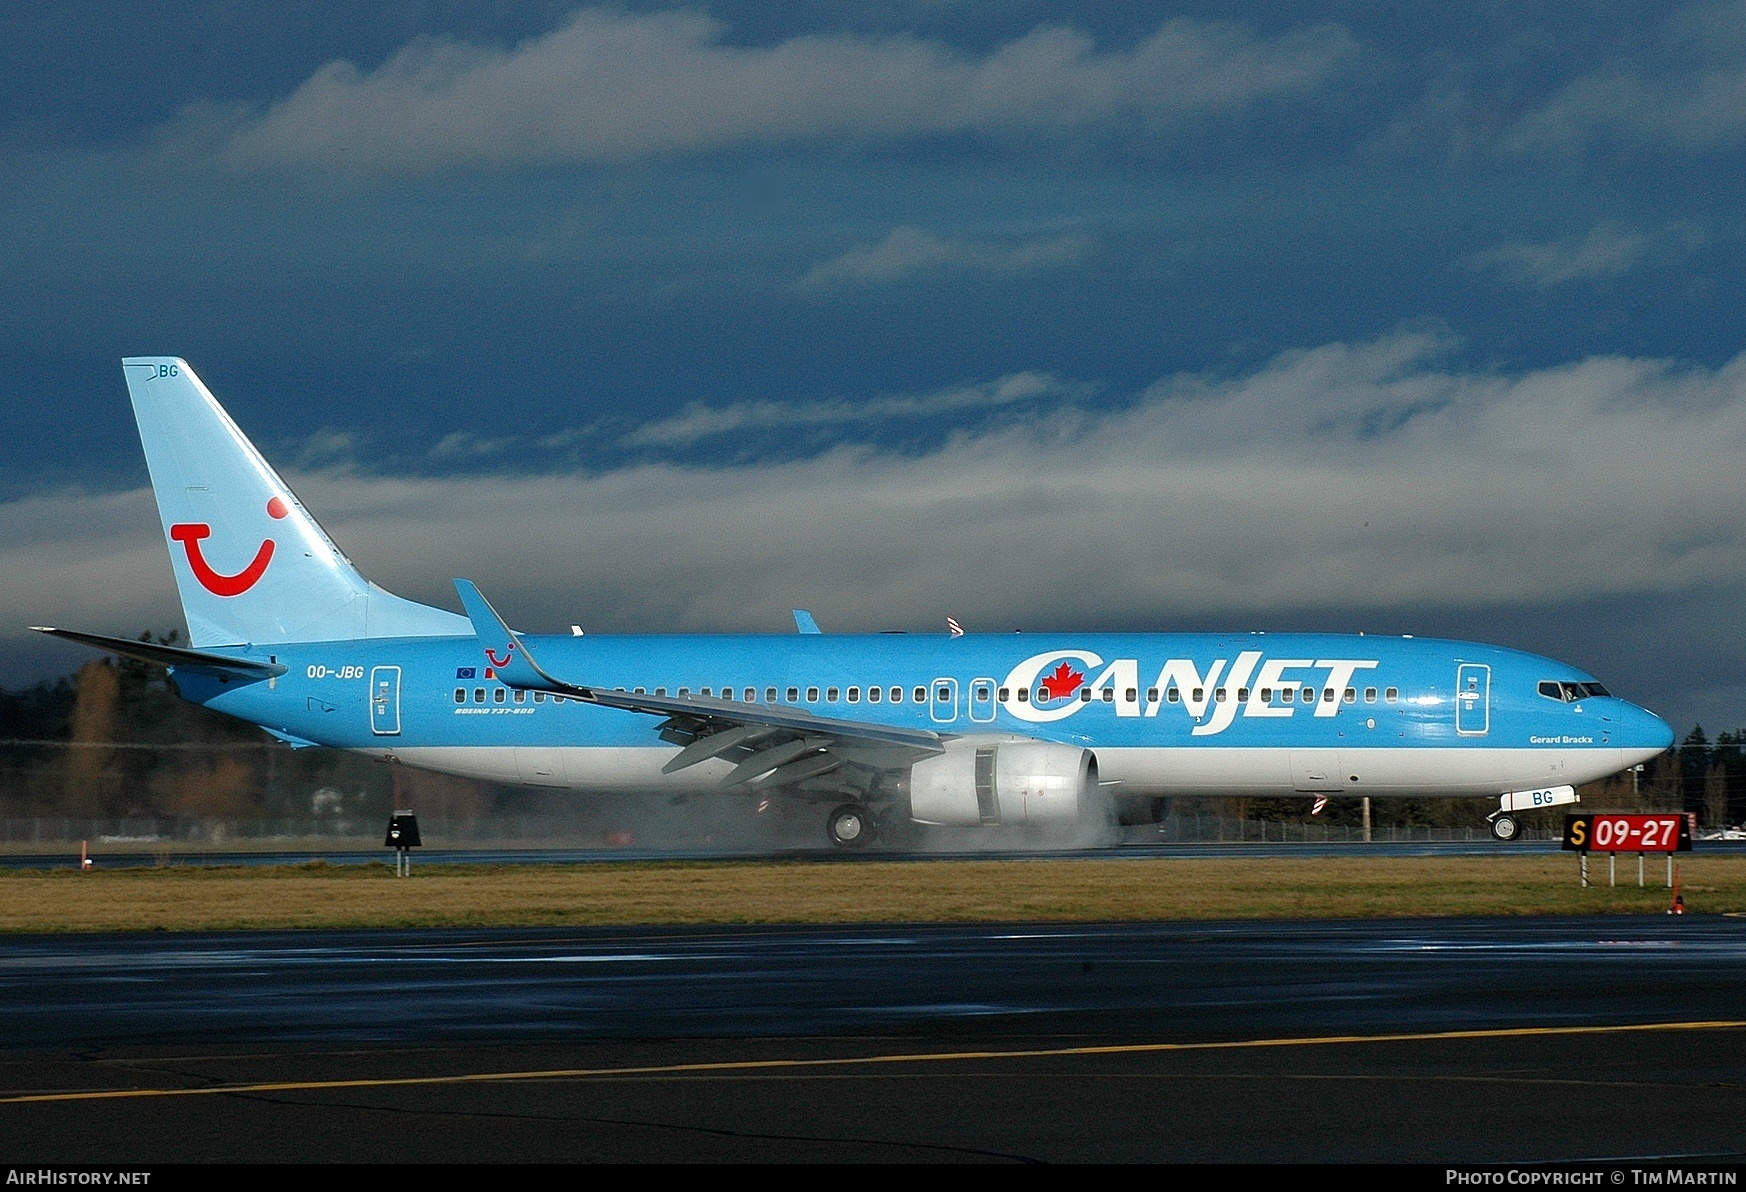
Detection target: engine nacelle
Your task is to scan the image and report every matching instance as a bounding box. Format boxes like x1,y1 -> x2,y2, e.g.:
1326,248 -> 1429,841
906,742 -> 1095,826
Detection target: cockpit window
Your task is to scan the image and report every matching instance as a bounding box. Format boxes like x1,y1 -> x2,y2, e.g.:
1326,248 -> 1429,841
1539,680 -> 1603,702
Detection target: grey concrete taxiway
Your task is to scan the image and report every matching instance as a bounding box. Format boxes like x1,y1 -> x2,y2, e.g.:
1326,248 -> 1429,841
4,918 -> 1746,1162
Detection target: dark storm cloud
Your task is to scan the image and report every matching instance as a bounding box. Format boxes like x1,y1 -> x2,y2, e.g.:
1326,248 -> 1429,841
5,2 -> 1746,737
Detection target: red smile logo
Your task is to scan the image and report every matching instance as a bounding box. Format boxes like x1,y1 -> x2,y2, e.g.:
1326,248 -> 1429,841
169,497 -> 288,597
484,644 -> 515,668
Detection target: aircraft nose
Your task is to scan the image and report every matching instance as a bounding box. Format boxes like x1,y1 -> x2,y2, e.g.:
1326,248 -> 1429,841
1620,702 -> 1675,760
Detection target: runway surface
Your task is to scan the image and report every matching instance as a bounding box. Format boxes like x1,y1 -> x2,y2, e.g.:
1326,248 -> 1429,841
4,917 -> 1746,1162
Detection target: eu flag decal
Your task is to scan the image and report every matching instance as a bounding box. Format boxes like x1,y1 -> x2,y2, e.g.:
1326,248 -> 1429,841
456,667 -> 476,679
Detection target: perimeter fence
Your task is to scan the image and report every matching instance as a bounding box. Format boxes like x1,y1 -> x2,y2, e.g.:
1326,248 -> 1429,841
1154,813 -> 1555,843
0,813 -> 1552,848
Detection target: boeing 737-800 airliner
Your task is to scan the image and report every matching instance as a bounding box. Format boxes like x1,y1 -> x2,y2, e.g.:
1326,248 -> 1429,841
35,359 -> 1674,846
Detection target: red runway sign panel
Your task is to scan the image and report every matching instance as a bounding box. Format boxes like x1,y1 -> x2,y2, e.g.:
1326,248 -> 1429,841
1563,813 -> 1692,853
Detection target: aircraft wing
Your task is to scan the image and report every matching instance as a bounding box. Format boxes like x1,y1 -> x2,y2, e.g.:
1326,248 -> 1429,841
453,581 -> 945,788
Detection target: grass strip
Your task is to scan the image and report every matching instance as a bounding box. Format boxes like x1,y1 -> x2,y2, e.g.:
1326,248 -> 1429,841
1,855 -> 1742,933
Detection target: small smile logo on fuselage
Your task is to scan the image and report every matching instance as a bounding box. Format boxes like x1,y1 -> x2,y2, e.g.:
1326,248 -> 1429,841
169,496 -> 288,597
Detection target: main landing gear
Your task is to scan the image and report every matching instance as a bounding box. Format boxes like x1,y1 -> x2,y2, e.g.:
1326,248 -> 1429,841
826,803 -> 874,849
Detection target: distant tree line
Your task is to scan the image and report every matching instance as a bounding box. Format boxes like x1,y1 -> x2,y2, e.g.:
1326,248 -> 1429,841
0,634 -> 501,825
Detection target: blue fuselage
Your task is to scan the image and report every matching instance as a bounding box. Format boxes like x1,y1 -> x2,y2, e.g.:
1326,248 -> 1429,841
176,630 -> 1673,798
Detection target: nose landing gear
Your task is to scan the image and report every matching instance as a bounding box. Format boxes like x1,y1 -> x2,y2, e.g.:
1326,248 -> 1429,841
1489,813 -> 1519,841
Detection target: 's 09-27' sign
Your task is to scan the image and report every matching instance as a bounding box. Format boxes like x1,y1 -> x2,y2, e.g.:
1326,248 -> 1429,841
1563,813 -> 1692,853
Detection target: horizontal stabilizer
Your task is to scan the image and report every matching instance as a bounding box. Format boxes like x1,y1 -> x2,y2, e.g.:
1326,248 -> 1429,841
31,627 -> 286,680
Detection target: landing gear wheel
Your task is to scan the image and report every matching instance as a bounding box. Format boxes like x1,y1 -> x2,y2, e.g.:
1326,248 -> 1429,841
1490,814 -> 1519,842
826,803 -> 873,849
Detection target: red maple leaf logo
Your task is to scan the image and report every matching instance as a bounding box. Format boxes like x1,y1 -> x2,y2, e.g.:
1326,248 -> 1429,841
1038,661 -> 1085,702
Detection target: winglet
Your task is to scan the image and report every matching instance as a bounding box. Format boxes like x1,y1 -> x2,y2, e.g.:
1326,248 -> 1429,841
792,610 -> 822,635
452,579 -> 563,691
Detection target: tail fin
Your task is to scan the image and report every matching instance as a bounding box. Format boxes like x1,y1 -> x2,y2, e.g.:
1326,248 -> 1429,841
122,357 -> 470,647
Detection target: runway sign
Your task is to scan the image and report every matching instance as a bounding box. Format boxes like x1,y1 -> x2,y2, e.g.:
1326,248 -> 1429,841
1563,812 -> 1692,853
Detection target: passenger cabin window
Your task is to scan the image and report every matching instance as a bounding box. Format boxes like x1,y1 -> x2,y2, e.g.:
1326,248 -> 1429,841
454,688 -> 465,703
656,688 -> 666,697
868,686 -> 881,702
1147,687 -> 1159,703
827,687 -> 839,702
1235,688 -> 1247,702
1097,688 -> 1108,702
1192,688 -> 1204,702
1214,688 -> 1227,703
1323,687 -> 1335,703
1364,687 -> 1377,703
493,688 -> 505,703
745,687 -> 757,703
1343,688 -> 1356,704
891,687 -> 903,702
701,687 -> 712,697
1280,687 -> 1293,703
787,687 -> 799,703
1385,687 -> 1398,703
473,688 -> 485,703
1017,688 -> 1029,702
514,690 -> 526,703
807,687 -> 819,702
914,686 -> 927,704
847,687 -> 859,703
1167,688 -> 1180,703
765,687 -> 777,703
999,688 -> 1011,702
534,691 -> 546,703
1126,688 -> 1138,703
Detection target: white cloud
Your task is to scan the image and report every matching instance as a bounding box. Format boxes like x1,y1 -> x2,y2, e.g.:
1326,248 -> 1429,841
10,334 -> 1746,650
1465,222 -> 1703,289
1466,223 -> 1651,287
619,371 -> 1078,448
798,227 -> 1091,287
218,9 -> 1355,171
1506,4 -> 1746,153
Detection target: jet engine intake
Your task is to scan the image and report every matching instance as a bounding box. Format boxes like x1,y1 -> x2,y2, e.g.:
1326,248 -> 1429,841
906,742 -> 1094,827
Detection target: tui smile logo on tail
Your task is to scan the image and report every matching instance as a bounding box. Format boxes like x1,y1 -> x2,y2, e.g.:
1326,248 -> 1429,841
168,497 -> 287,597
484,643 -> 515,669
